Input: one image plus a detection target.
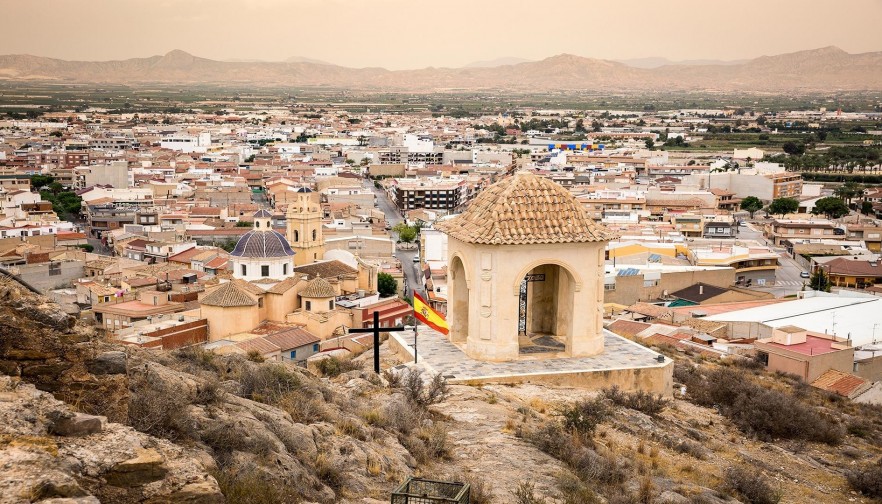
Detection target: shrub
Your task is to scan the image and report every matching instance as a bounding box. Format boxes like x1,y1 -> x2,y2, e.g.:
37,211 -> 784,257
212,467 -> 302,504
512,481 -> 548,504
725,466 -> 781,504
557,396 -> 615,435
194,377 -> 224,405
847,457 -> 882,498
313,453 -> 344,490
277,387 -> 331,424
450,472 -> 493,504
174,345 -> 218,372
678,367 -> 843,444
238,364 -> 300,403
314,356 -> 362,378
246,349 -> 265,363
555,472 -> 602,504
601,386 -> 668,417
127,375 -> 194,441
201,419 -> 275,458
397,368 -> 449,408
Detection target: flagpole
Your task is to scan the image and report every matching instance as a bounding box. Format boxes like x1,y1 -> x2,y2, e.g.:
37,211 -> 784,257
413,315 -> 418,364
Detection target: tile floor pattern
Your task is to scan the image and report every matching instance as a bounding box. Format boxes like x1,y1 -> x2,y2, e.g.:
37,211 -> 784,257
398,326 -> 668,381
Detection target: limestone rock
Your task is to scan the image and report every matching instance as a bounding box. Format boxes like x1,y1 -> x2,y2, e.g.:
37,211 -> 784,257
47,411 -> 104,437
658,490 -> 690,504
87,351 -> 127,375
105,448 -> 168,487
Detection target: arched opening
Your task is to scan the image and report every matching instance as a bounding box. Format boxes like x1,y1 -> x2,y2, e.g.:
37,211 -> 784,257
294,230 -> 299,242
312,229 -> 317,241
449,255 -> 469,344
518,264 -> 575,355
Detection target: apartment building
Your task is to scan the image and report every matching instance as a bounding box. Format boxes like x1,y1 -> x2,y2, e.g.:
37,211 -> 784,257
765,219 -> 841,246
386,177 -> 471,212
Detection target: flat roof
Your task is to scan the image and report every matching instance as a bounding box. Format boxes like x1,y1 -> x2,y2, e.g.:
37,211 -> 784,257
707,293 -> 881,346
760,335 -> 842,356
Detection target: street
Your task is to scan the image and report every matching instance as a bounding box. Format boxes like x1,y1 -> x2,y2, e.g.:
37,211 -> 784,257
738,222 -> 808,297
364,179 -> 425,298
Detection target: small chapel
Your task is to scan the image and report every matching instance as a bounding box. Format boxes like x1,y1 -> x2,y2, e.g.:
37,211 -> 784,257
435,171 -> 616,362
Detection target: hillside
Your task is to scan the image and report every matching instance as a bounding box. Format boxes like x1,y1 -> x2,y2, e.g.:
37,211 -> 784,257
2,274 -> 882,503
0,46 -> 880,92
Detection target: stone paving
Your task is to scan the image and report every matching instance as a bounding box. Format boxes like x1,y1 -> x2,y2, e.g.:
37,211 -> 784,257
393,326 -> 668,381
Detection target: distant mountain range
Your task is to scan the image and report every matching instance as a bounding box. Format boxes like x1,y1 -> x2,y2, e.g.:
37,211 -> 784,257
0,46 -> 879,92
614,57 -> 748,69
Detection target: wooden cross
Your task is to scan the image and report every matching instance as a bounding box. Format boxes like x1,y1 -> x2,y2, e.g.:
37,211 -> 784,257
348,310 -> 406,374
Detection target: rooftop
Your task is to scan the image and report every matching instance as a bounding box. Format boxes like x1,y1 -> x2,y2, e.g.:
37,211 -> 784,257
436,171 -> 614,246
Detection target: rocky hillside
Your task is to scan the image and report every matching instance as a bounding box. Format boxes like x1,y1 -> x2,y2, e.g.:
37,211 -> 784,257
0,46 -> 881,92
3,273 -> 882,503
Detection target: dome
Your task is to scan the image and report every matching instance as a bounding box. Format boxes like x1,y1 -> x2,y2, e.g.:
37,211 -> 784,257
300,276 -> 336,298
436,171 -> 616,245
253,209 -> 273,218
295,187 -> 313,193
230,230 -> 295,258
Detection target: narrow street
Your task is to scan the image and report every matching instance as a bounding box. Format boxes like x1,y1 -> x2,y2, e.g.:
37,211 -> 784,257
364,179 -> 425,298
739,221 -> 808,297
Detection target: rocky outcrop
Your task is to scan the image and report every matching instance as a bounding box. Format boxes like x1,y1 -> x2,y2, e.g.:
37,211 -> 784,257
0,375 -> 223,504
0,277 -> 129,422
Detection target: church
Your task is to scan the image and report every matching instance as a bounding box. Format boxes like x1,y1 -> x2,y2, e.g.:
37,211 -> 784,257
198,190 -> 381,341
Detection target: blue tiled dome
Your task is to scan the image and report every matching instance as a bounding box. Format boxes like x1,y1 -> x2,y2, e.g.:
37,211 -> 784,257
230,230 -> 295,258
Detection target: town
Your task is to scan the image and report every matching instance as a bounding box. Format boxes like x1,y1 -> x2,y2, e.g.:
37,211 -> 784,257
0,69 -> 882,503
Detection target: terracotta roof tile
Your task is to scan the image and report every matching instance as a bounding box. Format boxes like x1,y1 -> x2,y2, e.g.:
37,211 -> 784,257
811,369 -> 869,398
436,171 -> 615,245
201,281 -> 257,307
300,276 -> 336,298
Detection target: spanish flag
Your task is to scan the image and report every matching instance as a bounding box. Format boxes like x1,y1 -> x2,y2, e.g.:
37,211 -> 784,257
413,292 -> 449,335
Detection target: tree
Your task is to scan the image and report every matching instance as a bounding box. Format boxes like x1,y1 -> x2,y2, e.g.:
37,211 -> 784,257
644,138 -> 654,150
813,197 -> 849,219
809,268 -> 832,292
768,198 -> 799,217
393,222 -> 417,243
862,201 -> 874,216
782,141 -> 806,156
377,272 -> 397,297
741,196 -> 763,218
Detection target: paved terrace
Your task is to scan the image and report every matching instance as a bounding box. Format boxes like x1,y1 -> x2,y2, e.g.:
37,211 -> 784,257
391,326 -> 669,382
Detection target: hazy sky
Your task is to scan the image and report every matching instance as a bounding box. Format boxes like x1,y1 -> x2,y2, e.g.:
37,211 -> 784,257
2,0 -> 881,69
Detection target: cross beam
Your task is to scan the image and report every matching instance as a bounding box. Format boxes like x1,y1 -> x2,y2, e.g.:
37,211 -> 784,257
348,310 -> 406,374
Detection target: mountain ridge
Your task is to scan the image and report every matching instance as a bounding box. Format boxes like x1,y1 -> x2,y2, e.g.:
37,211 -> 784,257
0,47 -> 880,92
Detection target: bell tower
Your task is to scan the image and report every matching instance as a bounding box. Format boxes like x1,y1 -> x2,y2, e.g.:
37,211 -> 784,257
286,188 -> 324,266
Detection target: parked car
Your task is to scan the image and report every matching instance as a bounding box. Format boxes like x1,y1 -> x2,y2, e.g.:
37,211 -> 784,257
800,271 -> 810,278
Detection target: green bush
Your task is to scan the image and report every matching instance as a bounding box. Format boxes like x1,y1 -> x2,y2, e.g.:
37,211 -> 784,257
601,386 -> 668,417
725,466 -> 781,504
314,355 -> 362,378
557,396 -> 615,435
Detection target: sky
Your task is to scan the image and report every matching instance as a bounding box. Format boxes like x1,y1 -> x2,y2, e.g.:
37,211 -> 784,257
2,0 -> 882,69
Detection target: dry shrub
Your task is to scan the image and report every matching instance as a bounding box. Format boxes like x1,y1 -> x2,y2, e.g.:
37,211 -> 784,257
246,349 -> 265,363
127,374 -> 194,441
677,365 -> 843,444
194,376 -> 224,405
336,416 -> 367,441
556,396 -> 615,435
313,452 -> 344,490
314,355 -> 362,378
276,386 -> 331,424
601,386 -> 668,418
847,457 -> 882,498
555,472 -> 602,504
449,471 -> 493,504
512,481 -> 548,504
397,368 -> 448,408
237,363 -> 300,403
725,466 -> 782,504
212,467 -> 302,504
174,345 -> 219,372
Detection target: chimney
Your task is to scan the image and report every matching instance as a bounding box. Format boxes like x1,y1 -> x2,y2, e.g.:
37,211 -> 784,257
699,284 -> 704,295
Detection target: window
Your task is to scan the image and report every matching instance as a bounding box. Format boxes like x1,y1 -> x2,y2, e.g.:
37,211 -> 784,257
756,351 -> 769,366
294,230 -> 299,242
305,300 -> 312,311
312,229 -> 317,241
48,262 -> 61,276
329,300 -> 334,310
261,265 -> 269,277
258,297 -> 264,308
255,221 -> 260,228
283,263 -> 288,275
313,343 -> 319,352
241,264 -> 247,276
290,350 -> 296,359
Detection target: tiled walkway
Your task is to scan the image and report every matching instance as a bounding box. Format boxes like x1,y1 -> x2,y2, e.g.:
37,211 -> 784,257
393,326 -> 668,381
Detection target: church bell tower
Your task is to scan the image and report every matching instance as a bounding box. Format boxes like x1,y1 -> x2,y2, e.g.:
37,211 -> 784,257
286,188 -> 324,266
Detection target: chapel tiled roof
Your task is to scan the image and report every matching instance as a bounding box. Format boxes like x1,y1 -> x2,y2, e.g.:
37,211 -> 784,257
201,281 -> 257,307
293,260 -> 357,278
435,171 -> 615,245
300,276 -> 336,298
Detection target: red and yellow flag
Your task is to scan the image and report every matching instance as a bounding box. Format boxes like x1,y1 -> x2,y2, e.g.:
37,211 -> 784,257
413,292 -> 449,335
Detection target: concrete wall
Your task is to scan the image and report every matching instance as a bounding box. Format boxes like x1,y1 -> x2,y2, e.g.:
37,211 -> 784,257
16,261 -> 85,292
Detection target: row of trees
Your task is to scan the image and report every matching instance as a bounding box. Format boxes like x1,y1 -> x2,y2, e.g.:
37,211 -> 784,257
740,185 -> 865,220
31,175 -> 82,220
782,146 -> 882,174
